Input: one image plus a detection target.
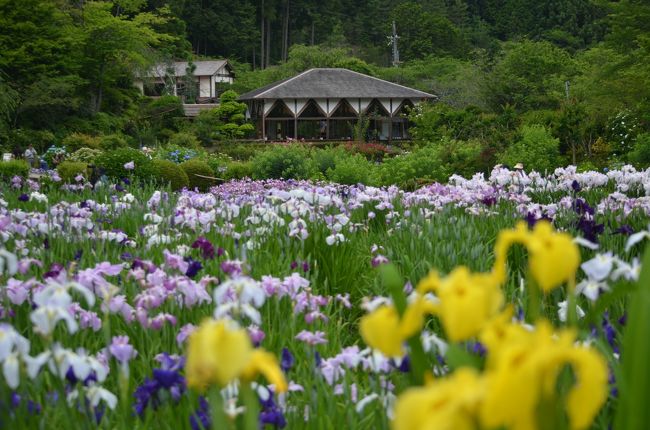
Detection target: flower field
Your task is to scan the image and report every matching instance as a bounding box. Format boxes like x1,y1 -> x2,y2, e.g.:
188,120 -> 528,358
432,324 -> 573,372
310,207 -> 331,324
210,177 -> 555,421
1,165 -> 650,429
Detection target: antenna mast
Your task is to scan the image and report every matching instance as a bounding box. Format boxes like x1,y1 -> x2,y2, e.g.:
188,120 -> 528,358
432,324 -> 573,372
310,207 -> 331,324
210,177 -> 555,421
390,21 -> 400,67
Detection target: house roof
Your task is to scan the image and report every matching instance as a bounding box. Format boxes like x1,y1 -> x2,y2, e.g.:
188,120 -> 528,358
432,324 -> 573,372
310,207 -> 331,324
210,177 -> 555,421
238,68 -> 436,100
144,60 -> 231,78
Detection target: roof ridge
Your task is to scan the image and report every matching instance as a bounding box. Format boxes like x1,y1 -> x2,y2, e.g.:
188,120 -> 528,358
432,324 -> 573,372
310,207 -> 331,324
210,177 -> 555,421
342,68 -> 435,98
255,69 -> 317,98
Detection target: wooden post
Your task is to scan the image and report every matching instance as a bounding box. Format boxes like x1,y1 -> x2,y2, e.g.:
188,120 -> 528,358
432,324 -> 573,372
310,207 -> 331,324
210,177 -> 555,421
262,101 -> 266,140
388,99 -> 393,143
294,99 -> 298,139
326,99 -> 330,139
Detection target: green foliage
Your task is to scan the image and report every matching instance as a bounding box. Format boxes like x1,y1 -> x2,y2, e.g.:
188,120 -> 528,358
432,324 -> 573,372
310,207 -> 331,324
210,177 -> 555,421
57,161 -> 88,183
252,145 -> 315,180
375,144 -> 447,188
168,132 -> 202,150
312,146 -> 347,175
193,91 -> 254,143
152,158 -> 189,191
179,159 -> 214,191
390,2 -> 468,60
224,160 -> 254,180
61,133 -> 101,152
99,134 -> 129,151
484,40 -> 578,111
67,148 -> 103,164
0,160 -> 29,179
95,147 -> 153,180
628,133 -> 650,168
327,153 -> 372,185
156,144 -> 201,164
8,129 -> 56,154
500,125 -> 562,173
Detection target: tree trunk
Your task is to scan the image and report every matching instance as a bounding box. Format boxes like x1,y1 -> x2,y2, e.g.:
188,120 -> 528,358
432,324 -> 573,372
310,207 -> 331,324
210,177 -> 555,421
265,18 -> 271,67
311,21 -> 315,45
282,0 -> 290,62
95,61 -> 105,113
260,0 -> 265,69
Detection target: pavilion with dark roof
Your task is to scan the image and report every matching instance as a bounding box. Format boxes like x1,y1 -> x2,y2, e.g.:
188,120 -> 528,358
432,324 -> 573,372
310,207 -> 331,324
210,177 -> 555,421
238,68 -> 436,142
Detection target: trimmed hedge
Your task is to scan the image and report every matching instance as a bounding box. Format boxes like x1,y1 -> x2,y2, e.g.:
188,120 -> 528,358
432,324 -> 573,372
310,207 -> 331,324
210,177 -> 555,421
0,160 -> 30,179
153,159 -> 189,191
180,159 -> 215,191
95,148 -> 154,180
57,161 -> 88,183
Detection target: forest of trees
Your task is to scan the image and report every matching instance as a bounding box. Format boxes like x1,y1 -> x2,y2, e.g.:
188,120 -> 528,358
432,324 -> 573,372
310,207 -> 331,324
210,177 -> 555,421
0,0 -> 649,168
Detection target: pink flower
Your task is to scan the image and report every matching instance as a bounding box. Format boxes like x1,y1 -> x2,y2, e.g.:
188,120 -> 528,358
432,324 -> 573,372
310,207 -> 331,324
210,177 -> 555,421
176,323 -> 196,347
295,330 -> 327,345
109,335 -> 137,364
247,324 -> 266,346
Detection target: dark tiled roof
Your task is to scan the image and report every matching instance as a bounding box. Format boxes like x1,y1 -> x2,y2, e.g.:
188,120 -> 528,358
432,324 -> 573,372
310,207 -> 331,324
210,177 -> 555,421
238,68 -> 436,100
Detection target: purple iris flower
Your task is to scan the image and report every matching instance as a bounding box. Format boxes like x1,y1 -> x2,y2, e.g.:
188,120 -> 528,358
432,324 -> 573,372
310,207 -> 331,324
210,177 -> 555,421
302,261 -> 310,273
258,389 -> 286,428
577,217 -> 604,243
290,261 -> 298,270
571,180 -> 581,192
280,348 -> 294,373
191,237 -> 215,260
65,367 -> 98,386
18,193 -> 29,202
613,224 -> 634,236
481,195 -> 497,206
573,198 -> 595,216
190,397 -> 211,430
396,355 -> 411,373
185,258 -> 202,278
11,392 -> 41,414
74,250 -> 83,261
134,353 -> 186,416
43,263 -> 64,279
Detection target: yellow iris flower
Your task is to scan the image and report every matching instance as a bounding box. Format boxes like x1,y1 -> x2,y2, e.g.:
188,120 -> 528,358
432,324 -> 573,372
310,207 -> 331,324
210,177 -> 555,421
495,221 -> 580,292
392,367 -> 485,430
480,321 -> 608,430
186,319 -> 287,392
417,267 -> 504,342
360,297 -> 437,357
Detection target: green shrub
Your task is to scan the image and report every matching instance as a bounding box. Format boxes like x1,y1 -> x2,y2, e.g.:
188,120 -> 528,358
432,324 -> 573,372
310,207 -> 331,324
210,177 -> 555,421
57,161 -> 88,183
202,153 -> 231,176
180,159 -> 215,191
152,159 -> 189,191
375,144 -> 447,188
99,134 -> 128,151
312,146 -> 346,175
68,148 -> 103,164
629,133 -> 650,168
327,154 -> 373,185
499,125 -> 561,174
168,132 -> 202,150
252,145 -> 315,179
213,143 -> 269,161
156,144 -> 202,164
95,148 -> 154,180
224,160 -> 254,180
0,160 -> 29,179
61,133 -> 101,152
